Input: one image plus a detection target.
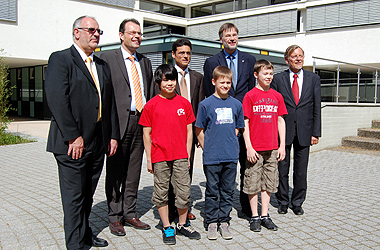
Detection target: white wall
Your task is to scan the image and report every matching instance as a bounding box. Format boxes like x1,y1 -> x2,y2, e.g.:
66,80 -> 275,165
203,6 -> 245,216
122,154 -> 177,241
310,103 -> 380,152
0,0 -> 186,66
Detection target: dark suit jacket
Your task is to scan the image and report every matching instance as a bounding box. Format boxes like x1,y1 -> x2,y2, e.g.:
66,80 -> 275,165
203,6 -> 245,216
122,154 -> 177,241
45,45 -> 120,155
203,49 -> 256,102
271,69 -> 321,147
100,48 -> 154,139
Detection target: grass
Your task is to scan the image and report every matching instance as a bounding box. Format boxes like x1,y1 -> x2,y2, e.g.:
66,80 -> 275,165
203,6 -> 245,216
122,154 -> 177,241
0,131 -> 36,145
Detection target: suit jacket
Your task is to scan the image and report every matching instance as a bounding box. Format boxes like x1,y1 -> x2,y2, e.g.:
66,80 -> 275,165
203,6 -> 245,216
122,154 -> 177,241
100,48 -> 154,139
271,69 -> 321,147
203,49 -> 256,102
45,45 -> 120,154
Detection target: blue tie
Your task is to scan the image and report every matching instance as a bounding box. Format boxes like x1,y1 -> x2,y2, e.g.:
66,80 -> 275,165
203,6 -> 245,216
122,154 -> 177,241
228,55 -> 237,89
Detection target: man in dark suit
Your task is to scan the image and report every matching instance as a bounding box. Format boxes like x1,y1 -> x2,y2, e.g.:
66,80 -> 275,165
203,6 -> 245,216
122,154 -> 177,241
168,38 -> 204,221
45,16 -> 119,249
101,18 -> 153,236
203,23 -> 256,216
271,45 -> 321,216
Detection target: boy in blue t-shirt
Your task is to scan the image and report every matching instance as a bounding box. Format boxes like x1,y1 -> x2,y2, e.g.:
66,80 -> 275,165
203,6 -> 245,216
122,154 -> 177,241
195,66 -> 245,240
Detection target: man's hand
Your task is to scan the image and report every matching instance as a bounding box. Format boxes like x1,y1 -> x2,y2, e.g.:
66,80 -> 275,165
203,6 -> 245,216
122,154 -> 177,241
108,139 -> 118,156
311,136 -> 319,146
68,136 -> 84,159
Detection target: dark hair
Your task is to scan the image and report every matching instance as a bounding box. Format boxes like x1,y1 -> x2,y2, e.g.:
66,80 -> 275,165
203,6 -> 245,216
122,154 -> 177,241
284,45 -> 304,59
213,66 -> 232,81
254,59 -> 274,74
119,18 -> 140,33
154,64 -> 178,88
172,38 -> 192,52
218,23 -> 239,38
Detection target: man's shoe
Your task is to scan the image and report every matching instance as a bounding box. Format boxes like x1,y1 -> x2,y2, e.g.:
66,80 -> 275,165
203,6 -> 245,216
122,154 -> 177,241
207,223 -> 218,240
176,222 -> 201,240
218,222 -> 233,240
249,217 -> 261,232
125,217 -> 151,230
187,212 -> 196,220
292,206 -> 304,215
109,222 -> 126,236
278,205 -> 288,214
84,234 -> 108,247
162,226 -> 176,245
261,216 -> 278,231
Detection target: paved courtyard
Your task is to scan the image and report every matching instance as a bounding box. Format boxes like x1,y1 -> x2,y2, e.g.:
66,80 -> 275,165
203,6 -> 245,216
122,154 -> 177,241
1,124 -> 380,249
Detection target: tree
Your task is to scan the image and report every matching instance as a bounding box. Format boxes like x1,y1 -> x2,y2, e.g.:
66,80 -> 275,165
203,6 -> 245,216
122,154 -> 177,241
0,50 -> 13,133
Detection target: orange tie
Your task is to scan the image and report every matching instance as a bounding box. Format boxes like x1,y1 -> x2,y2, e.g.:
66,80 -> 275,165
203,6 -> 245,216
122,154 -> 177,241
129,56 -> 143,112
180,71 -> 189,100
292,74 -> 299,105
85,57 -> 101,121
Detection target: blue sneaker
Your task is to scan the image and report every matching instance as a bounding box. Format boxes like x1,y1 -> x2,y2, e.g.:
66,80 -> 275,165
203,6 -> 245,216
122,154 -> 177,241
162,226 -> 176,245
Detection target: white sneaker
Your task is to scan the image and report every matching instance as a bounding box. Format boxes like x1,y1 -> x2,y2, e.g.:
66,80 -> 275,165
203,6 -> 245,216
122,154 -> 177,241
218,222 -> 233,240
207,223 -> 218,240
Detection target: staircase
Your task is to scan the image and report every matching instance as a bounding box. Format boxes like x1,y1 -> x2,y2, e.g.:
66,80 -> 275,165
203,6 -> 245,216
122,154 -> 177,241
342,120 -> 380,151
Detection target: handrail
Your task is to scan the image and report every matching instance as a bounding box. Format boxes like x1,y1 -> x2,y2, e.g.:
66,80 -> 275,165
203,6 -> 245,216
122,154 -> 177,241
312,56 -> 380,70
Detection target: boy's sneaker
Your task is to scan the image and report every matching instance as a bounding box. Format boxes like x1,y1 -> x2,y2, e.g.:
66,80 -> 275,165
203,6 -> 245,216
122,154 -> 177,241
261,215 -> 278,231
177,222 -> 201,240
207,223 -> 218,240
162,226 -> 176,245
218,222 -> 233,240
250,217 -> 261,232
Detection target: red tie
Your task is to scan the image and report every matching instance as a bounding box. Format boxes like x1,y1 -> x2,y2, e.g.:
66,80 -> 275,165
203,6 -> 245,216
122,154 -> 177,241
292,74 -> 299,105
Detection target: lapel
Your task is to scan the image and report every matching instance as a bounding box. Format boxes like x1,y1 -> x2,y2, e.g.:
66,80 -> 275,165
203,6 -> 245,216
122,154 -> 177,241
115,48 -> 131,90
237,50 -> 245,86
70,46 -> 97,90
189,69 -> 197,103
136,52 -> 149,97
217,50 -> 228,67
299,69 -> 310,104
93,55 -> 104,91
282,69 -> 297,105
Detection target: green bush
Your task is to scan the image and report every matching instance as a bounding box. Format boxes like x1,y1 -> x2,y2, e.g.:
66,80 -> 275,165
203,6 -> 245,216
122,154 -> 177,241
0,51 -> 12,133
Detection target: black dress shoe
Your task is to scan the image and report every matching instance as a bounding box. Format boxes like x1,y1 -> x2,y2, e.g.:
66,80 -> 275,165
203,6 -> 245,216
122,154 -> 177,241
292,206 -> 304,215
85,234 -> 108,247
278,205 -> 288,214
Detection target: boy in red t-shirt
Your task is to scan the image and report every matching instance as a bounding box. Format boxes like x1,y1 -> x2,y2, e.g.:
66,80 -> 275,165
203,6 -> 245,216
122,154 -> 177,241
139,64 -> 201,245
242,59 -> 287,232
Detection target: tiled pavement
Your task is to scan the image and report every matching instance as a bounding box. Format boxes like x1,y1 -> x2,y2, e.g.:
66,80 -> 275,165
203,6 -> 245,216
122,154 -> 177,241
1,136 -> 380,249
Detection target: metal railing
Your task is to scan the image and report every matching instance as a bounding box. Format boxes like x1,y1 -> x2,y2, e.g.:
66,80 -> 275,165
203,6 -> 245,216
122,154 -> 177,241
312,57 -> 380,103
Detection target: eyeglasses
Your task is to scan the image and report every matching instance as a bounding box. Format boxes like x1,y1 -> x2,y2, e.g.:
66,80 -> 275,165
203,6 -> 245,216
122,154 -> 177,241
289,55 -> 304,59
77,27 -> 103,35
124,31 -> 143,37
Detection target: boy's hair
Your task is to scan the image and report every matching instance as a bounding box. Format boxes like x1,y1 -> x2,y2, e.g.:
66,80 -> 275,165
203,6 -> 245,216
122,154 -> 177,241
254,59 -> 274,74
213,65 -> 233,81
154,64 -> 178,87
172,38 -> 192,52
284,45 -> 304,59
218,23 -> 239,38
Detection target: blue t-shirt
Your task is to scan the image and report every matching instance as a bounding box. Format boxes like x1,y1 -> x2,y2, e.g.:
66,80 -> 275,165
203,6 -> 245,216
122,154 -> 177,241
195,95 -> 245,165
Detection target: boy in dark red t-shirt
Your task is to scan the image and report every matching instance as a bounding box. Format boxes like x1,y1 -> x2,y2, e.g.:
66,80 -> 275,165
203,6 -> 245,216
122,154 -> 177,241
139,64 -> 200,245
242,59 -> 287,233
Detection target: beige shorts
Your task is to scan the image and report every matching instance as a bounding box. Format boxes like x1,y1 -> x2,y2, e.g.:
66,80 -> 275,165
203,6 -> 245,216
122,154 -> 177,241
243,150 -> 279,194
152,158 -> 191,209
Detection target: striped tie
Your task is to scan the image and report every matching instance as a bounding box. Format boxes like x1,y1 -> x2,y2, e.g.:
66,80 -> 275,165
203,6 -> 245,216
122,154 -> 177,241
85,57 -> 101,121
129,56 -> 143,112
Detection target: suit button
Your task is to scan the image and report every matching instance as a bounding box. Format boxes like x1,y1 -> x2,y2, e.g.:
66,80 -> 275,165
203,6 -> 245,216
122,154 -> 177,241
126,108 -> 130,111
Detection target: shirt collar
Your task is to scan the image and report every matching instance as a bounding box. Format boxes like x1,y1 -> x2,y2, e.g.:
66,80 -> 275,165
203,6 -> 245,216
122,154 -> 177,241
223,49 -> 238,58
174,64 -> 189,74
73,43 -> 94,62
121,46 -> 138,62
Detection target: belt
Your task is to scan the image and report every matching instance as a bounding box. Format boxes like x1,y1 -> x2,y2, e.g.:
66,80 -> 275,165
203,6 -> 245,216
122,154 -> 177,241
130,110 -> 141,116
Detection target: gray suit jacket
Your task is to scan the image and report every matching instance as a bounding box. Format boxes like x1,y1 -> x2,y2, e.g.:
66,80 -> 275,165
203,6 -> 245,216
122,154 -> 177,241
101,48 -> 154,139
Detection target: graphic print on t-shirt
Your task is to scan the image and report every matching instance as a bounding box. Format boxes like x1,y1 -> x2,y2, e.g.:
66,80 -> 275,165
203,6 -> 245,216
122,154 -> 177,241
177,108 -> 185,116
252,98 -> 279,124
215,107 -> 233,125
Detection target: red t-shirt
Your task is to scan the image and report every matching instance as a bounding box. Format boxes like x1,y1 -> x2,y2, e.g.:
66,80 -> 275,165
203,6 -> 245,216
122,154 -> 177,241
242,87 -> 288,151
139,94 -> 195,163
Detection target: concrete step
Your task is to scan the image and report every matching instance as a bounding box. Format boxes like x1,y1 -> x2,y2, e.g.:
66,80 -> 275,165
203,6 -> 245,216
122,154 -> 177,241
358,128 -> 380,139
372,120 -> 380,129
342,136 -> 380,151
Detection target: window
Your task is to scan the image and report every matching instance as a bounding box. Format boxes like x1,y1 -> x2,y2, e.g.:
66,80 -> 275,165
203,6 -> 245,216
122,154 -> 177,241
140,0 -> 185,17
143,21 -> 185,37
0,0 -> 17,22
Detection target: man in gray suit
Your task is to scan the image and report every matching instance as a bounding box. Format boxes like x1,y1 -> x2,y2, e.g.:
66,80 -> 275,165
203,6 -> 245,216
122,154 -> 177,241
101,18 -> 154,236
271,45 -> 321,216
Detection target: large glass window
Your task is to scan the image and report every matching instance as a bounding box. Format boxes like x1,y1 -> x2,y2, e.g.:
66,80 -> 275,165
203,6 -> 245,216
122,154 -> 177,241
143,21 -> 185,37
191,5 -> 213,18
140,0 -> 185,17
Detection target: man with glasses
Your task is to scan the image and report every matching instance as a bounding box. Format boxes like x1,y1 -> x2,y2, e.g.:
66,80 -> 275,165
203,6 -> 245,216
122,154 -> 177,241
45,16 -> 119,249
271,45 -> 321,216
101,18 -> 154,237
203,23 -> 256,218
